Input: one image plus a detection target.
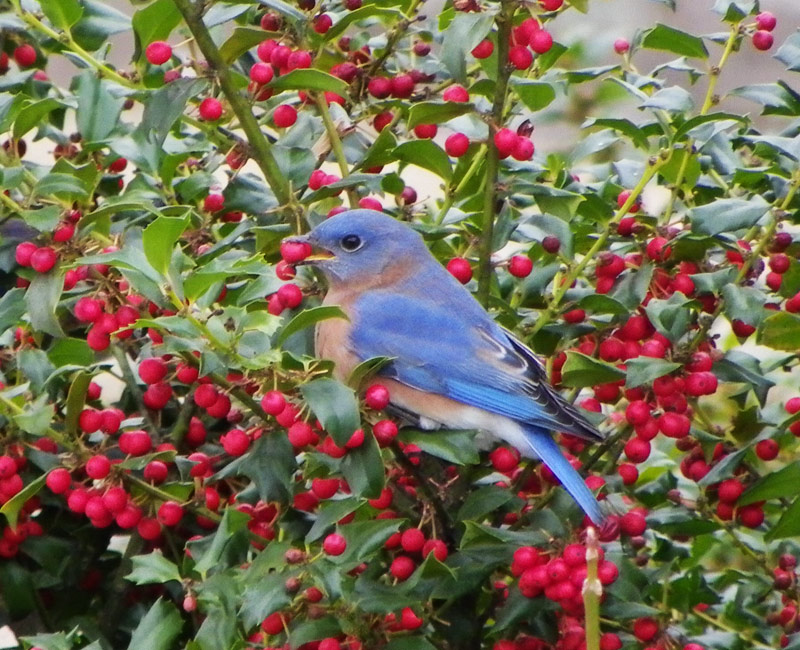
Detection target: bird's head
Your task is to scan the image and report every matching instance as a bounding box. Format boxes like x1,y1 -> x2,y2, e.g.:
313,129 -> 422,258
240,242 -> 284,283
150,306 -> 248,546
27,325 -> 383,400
284,209 -> 426,284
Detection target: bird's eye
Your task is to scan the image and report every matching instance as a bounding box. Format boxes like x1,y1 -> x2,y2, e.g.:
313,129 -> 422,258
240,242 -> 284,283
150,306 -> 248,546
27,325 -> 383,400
340,234 -> 363,252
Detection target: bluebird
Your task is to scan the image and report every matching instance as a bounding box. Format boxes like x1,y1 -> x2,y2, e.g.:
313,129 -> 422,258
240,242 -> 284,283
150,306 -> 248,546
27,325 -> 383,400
288,209 -> 604,523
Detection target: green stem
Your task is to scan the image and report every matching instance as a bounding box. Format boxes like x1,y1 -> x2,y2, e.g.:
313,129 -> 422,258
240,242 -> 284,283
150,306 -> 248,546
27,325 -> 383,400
436,145 -> 486,225
661,146 -> 690,224
314,92 -> 357,207
530,155 -> 668,336
172,0 -> 295,212
476,6 -> 515,308
700,23 -> 740,115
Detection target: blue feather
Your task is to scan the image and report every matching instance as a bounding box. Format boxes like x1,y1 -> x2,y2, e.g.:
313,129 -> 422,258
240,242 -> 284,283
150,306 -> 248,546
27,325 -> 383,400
520,427 -> 603,524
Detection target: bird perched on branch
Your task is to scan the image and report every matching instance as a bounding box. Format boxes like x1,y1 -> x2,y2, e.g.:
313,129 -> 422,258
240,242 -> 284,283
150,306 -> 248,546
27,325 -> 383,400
286,209 -> 604,523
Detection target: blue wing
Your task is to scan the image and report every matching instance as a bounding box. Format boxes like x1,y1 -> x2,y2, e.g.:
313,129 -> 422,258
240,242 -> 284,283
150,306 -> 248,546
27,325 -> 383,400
350,289 -> 601,441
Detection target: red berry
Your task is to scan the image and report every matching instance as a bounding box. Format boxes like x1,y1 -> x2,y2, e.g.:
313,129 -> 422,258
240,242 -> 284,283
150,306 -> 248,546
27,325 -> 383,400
447,257 -> 472,283
311,477 -> 339,499
752,30 -> 774,51
323,532 -> 347,555
632,617 -> 659,642
372,419 -> 398,446
738,503 -> 765,528
494,128 -> 519,157
400,528 -> 426,554
414,124 -> 437,139
144,460 -> 168,483
445,133 -> 469,157
365,384 -> 390,410
85,455 -> 111,480
313,13 -> 332,34
119,430 -> 153,456
618,463 -> 638,485
755,438 -> 779,461
391,73 -> 415,98
400,607 -> 423,630
288,421 -> 315,448
718,478 -> 743,503
46,468 -> 71,493
13,44 -> 37,67
143,382 -> 172,410
273,104 -> 298,128
620,510 -> 647,536
277,283 -> 303,309
261,390 -> 287,415
157,501 -> 184,526
15,241 -> 37,267
138,357 -> 167,384
529,30 -> 553,54
194,384 -> 218,408
145,41 -> 172,65
624,437 -> 650,463
288,50 -> 312,70
198,97 -> 223,121
367,77 -> 391,99
390,555 -> 416,580
221,429 -> 250,456
512,137 -> 534,161
74,298 -> 103,323
508,255 -> 533,278
508,45 -> 533,70
472,39 -> 494,59
137,517 -> 161,540
442,85 -> 469,103
280,240 -> 312,263
600,633 -> 622,650
756,11 -> 777,31
614,38 -> 630,54
489,446 -> 519,472
30,247 -> 57,273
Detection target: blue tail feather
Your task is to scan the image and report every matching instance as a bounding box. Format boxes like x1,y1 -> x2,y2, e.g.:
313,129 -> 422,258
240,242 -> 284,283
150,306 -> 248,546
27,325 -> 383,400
522,427 -> 604,524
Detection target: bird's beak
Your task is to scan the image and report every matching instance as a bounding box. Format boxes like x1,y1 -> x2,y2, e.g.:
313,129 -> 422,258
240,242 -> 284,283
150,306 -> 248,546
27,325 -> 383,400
283,234 -> 335,265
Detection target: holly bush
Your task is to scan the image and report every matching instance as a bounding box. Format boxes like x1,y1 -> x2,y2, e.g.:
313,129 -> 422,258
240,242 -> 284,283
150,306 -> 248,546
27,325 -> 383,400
1,0 -> 800,648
